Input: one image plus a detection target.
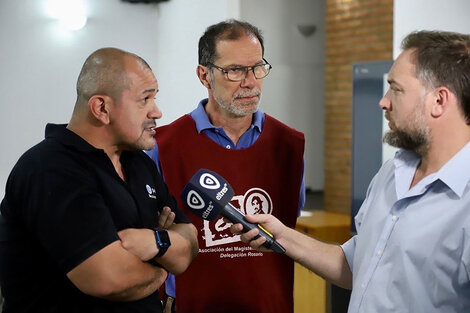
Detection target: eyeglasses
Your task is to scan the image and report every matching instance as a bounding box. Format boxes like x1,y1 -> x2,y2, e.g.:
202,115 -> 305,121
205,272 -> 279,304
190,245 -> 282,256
207,59 -> 272,82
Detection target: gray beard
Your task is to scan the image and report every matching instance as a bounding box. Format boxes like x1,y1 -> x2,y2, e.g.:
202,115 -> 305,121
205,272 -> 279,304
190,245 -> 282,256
209,72 -> 261,117
214,92 -> 261,117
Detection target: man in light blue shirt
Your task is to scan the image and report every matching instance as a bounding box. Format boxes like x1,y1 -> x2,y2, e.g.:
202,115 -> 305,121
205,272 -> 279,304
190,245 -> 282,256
232,30 -> 470,312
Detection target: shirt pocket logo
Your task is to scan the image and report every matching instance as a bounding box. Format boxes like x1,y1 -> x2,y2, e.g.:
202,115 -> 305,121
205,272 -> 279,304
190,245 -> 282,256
146,184 -> 157,199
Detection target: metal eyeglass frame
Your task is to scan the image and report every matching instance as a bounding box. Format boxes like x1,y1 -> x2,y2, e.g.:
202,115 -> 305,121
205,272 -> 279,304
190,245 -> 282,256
207,58 -> 272,81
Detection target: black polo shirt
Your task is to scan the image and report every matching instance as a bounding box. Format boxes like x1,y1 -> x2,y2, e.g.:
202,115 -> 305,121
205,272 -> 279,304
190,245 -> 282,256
0,124 -> 190,313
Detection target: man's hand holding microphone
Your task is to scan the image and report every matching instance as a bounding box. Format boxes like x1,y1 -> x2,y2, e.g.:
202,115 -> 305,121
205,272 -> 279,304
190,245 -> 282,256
229,213 -> 288,253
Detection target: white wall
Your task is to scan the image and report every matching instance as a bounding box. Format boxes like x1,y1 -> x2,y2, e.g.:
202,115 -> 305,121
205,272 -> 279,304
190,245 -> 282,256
240,0 -> 325,190
151,0 -> 240,125
394,0 -> 470,58
0,0 -> 237,198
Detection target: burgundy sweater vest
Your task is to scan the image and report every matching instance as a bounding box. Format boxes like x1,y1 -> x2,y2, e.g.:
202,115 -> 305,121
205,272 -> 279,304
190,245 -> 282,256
155,114 -> 304,313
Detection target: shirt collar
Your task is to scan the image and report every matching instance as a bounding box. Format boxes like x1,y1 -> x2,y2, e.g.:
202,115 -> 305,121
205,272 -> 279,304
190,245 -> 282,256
190,98 -> 263,133
393,150 -> 421,198
45,123 -> 99,153
435,141 -> 470,198
394,142 -> 470,198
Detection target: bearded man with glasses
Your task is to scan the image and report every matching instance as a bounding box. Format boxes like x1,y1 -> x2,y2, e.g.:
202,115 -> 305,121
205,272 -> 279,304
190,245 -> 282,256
146,19 -> 305,313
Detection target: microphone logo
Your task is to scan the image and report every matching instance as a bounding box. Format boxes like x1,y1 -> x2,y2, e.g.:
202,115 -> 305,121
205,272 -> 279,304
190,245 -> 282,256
200,173 -> 220,190
186,190 -> 205,210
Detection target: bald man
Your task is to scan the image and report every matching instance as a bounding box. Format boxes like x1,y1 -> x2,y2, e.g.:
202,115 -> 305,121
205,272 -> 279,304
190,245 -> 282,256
0,48 -> 198,313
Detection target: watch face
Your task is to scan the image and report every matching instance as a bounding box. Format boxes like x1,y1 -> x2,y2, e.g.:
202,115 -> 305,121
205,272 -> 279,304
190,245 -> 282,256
156,230 -> 171,248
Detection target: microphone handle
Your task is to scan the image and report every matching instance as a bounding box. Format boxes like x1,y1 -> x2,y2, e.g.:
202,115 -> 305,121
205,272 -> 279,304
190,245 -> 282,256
221,203 -> 286,254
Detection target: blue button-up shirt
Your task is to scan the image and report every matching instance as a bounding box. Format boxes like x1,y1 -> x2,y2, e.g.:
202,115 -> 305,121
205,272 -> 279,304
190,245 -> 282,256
342,143 -> 470,313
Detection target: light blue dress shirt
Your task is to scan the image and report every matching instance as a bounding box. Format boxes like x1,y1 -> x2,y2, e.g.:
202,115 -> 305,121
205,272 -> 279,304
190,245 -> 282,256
342,143 -> 470,313
146,98 -> 306,298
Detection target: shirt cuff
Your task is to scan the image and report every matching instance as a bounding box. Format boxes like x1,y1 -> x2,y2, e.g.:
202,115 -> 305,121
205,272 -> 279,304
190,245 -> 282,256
341,235 -> 357,271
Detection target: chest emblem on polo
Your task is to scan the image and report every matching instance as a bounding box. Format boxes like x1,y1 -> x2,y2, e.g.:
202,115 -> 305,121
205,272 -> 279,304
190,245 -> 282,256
145,184 -> 157,199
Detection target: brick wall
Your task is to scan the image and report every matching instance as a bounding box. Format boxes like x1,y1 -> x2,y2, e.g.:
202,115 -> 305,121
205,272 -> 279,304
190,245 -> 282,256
324,0 -> 393,213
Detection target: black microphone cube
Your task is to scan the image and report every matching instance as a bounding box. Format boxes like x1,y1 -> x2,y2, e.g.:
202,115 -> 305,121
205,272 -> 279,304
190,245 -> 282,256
180,169 -> 235,221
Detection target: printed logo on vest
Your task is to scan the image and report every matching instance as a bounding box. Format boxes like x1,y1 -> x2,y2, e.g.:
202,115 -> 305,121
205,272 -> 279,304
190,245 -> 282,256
242,188 -> 273,215
145,184 -> 157,199
202,188 -> 273,247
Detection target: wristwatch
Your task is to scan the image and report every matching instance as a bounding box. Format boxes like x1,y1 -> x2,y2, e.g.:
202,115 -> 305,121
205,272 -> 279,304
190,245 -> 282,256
154,229 -> 171,257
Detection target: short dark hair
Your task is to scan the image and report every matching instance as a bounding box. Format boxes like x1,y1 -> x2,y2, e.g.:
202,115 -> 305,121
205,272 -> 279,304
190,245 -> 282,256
198,19 -> 264,66
402,30 -> 470,124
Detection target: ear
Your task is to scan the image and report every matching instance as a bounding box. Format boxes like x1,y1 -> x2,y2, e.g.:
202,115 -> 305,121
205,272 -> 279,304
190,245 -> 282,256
88,95 -> 113,125
430,87 -> 450,118
196,65 -> 212,90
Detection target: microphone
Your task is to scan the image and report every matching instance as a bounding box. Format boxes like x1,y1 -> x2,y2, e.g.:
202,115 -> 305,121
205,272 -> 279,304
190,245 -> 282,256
180,169 -> 285,254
